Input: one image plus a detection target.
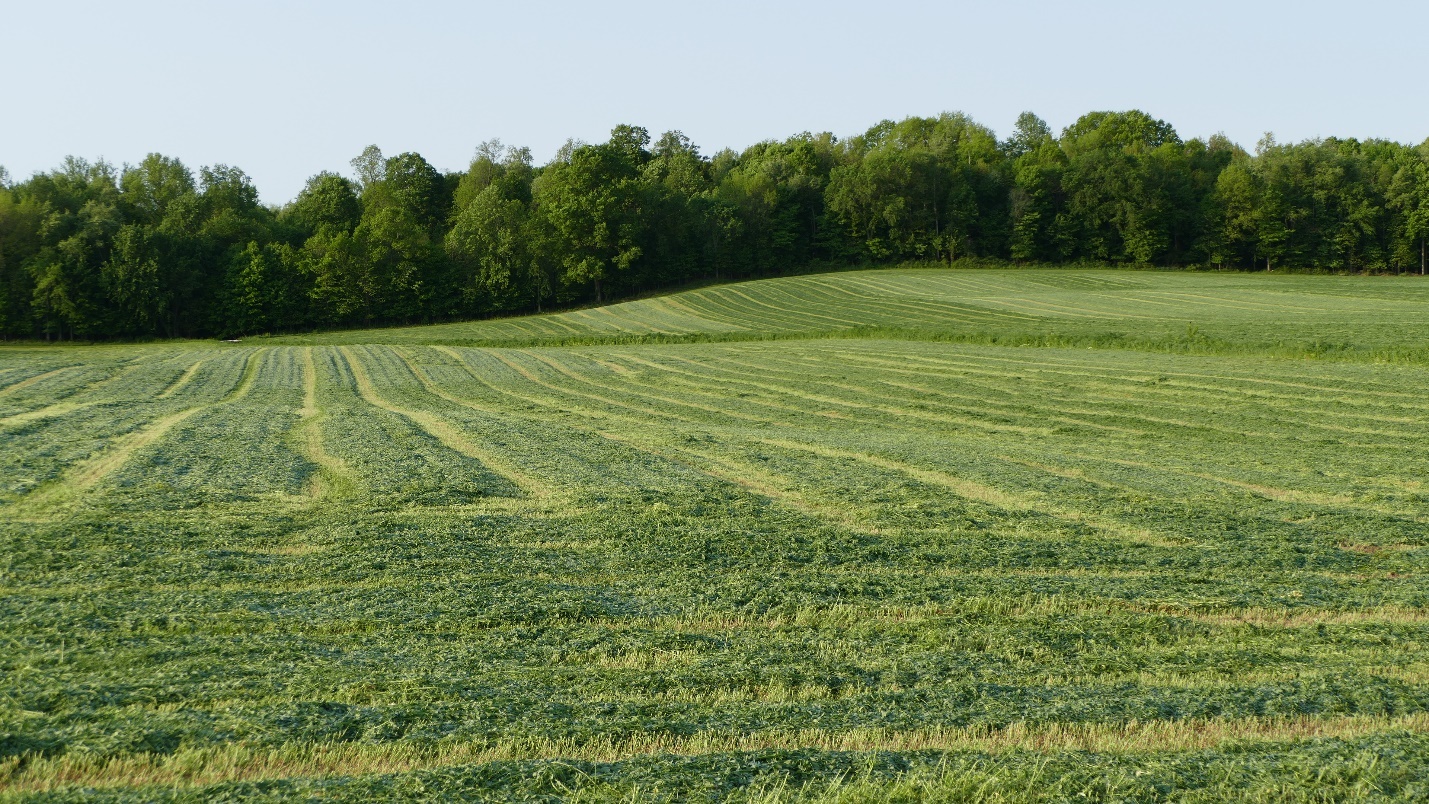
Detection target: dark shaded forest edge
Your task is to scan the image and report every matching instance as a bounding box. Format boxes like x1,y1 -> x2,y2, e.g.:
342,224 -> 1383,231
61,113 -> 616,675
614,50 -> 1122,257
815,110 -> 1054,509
3,110 -> 1427,341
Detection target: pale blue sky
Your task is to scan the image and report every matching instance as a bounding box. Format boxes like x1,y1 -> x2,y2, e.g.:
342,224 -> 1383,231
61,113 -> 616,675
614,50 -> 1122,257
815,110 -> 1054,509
5,0 -> 1425,204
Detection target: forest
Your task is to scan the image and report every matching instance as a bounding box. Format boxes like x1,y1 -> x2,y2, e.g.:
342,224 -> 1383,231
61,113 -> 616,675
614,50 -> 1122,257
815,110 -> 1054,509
2,109 -> 1428,340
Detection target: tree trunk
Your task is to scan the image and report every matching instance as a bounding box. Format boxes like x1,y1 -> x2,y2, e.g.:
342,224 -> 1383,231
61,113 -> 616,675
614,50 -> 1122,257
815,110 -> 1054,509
1422,238 -> 1425,276
594,277 -> 603,304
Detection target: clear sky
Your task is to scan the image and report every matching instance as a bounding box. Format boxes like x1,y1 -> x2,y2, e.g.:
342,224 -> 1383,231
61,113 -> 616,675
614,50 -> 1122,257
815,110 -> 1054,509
5,0 -> 1426,204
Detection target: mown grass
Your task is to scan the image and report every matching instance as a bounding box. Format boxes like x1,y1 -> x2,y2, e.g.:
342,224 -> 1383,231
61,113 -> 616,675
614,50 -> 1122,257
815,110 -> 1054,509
1,269 -> 1426,801
268,268 -> 1429,363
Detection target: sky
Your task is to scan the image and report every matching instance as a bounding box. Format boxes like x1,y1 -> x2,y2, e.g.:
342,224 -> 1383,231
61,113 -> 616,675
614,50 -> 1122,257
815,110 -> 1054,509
5,0 -> 1427,204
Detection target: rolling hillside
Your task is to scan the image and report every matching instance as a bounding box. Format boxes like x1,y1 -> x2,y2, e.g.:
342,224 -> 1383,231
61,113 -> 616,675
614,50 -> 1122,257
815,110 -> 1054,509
290,268 -> 1429,359
2,269 -> 1427,801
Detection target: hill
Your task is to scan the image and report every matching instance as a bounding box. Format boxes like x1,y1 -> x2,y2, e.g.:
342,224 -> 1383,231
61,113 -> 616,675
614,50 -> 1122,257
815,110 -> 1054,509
287,267 -> 1429,360
1,268 -> 1427,800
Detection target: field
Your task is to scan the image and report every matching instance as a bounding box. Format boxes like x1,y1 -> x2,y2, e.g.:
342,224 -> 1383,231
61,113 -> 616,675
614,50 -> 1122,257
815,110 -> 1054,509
2,268 -> 1428,801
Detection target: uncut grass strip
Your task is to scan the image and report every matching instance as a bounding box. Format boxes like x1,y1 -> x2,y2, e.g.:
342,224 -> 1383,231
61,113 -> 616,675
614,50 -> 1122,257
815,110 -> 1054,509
753,437 -> 1189,548
9,715 -> 1428,794
334,346 -> 532,498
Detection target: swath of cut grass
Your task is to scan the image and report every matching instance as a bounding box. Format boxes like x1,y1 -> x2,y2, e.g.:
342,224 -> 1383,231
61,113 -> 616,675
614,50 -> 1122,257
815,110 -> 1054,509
337,345 -> 545,498
6,714 -> 1426,796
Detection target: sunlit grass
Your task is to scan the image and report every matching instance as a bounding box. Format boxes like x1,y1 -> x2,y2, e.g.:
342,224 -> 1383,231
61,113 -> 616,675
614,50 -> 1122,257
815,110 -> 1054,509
1,269 -> 1427,800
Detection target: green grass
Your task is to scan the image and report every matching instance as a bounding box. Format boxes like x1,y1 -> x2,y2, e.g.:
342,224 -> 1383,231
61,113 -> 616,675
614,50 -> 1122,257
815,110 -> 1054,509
274,268 -> 1429,362
1,268 -> 1427,801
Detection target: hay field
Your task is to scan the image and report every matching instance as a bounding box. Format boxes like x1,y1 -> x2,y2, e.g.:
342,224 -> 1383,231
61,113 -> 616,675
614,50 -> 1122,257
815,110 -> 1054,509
2,269 -> 1427,801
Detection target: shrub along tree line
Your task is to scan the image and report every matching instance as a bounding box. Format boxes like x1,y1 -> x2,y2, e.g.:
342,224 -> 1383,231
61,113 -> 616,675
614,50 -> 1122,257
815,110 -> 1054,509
2,110 -> 1428,339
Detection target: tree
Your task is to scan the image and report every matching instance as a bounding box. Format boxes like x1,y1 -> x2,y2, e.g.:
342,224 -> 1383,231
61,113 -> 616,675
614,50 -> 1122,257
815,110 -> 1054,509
532,126 -> 650,302
716,133 -> 839,275
22,158 -> 123,339
383,151 -> 449,236
1058,110 -> 1186,264
101,224 -> 168,335
119,154 -> 195,225
0,188 -> 44,337
446,184 -> 535,312
1389,147 -> 1429,275
350,145 -> 385,191
285,172 -> 361,236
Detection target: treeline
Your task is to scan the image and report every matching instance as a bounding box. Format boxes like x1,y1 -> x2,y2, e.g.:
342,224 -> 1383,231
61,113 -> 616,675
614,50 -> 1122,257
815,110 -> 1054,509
2,110 -> 1428,339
